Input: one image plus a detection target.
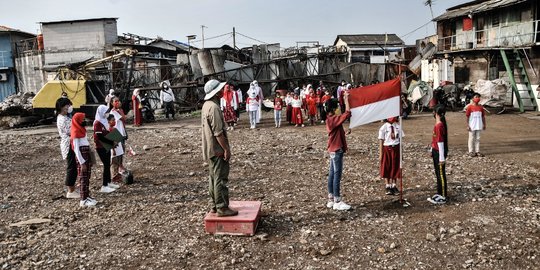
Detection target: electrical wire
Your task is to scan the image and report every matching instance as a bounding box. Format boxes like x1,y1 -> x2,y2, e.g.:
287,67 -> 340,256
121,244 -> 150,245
400,20 -> 435,40
235,32 -> 268,44
189,32 -> 233,43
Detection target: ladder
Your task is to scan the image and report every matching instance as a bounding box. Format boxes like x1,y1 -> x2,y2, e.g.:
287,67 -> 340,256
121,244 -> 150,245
500,49 -> 538,112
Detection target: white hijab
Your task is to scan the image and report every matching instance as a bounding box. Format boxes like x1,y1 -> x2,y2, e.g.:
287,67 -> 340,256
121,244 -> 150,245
94,104 -> 109,129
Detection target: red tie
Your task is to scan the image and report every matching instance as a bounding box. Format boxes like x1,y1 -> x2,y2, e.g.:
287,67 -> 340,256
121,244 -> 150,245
391,125 -> 396,140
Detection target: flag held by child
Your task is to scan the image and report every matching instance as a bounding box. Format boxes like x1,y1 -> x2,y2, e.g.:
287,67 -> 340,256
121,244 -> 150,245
349,78 -> 401,128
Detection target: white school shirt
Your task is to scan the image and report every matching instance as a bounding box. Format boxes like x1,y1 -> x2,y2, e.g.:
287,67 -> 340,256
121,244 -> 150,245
246,97 -> 259,111
291,98 -> 302,108
285,96 -> 293,106
72,137 -> 90,164
57,114 -> 71,159
110,109 -> 126,136
378,122 -> 404,146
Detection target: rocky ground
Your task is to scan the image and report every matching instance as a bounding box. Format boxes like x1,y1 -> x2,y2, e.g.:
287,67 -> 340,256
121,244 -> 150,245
0,110 -> 539,269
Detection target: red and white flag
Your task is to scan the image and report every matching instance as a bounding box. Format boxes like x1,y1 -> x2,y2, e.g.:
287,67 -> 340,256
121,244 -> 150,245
349,78 -> 401,128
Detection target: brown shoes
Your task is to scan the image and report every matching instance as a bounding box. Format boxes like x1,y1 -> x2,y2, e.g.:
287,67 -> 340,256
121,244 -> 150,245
217,207 -> 238,217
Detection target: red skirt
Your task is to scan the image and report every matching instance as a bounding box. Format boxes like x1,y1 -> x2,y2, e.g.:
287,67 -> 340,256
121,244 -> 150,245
291,107 -> 303,124
223,105 -> 236,123
380,145 -> 401,179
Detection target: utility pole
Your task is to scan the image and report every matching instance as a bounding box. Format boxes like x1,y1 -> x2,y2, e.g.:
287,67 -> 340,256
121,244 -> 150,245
201,25 -> 207,49
233,27 -> 236,49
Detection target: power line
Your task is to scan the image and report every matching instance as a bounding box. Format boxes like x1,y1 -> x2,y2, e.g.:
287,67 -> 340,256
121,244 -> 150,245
399,20 -> 434,40
235,32 -> 268,44
189,32 -> 232,43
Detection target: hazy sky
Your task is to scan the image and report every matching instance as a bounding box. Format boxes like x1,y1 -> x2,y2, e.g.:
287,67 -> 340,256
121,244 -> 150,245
2,0 -> 466,47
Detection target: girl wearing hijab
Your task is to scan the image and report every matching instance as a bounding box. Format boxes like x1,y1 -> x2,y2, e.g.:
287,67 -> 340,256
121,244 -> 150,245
109,97 -> 127,182
71,112 -> 97,207
220,84 -> 238,130
247,81 -> 264,123
93,105 -> 119,193
132,89 -> 142,127
56,98 -> 78,199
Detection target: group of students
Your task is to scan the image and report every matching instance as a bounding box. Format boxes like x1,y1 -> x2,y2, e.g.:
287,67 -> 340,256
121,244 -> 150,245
323,91 -> 451,209
56,95 -> 128,207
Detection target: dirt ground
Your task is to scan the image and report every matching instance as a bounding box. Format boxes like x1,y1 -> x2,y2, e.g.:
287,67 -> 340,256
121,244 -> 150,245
0,109 -> 539,269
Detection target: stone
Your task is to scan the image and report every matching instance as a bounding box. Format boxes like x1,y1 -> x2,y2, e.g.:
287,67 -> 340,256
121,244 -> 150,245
426,233 -> 437,242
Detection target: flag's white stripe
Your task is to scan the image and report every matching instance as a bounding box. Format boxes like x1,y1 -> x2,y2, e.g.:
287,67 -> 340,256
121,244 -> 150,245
349,96 -> 400,128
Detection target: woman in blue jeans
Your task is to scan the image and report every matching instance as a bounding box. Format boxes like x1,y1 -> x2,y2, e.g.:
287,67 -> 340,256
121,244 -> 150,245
324,92 -> 351,211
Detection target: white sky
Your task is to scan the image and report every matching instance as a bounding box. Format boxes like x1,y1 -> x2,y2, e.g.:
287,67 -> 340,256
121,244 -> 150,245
1,0 -> 467,47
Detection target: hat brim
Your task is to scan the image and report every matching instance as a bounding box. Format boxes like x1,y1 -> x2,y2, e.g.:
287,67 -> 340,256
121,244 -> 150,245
204,82 -> 226,100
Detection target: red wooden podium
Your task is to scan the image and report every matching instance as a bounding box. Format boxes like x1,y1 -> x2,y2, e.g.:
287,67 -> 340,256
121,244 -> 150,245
204,201 -> 262,236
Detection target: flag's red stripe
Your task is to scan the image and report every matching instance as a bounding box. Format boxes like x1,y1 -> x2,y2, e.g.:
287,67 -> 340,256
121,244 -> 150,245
348,78 -> 401,108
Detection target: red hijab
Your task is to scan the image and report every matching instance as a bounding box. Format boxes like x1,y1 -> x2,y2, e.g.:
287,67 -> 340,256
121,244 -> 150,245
223,84 -> 234,104
70,112 -> 86,147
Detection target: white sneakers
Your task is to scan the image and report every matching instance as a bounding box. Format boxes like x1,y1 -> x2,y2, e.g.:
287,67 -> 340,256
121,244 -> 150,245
427,194 -> 447,205
80,198 -> 97,207
100,186 -> 116,193
326,200 -> 351,211
107,182 -> 120,189
66,190 -> 80,199
333,201 -> 351,211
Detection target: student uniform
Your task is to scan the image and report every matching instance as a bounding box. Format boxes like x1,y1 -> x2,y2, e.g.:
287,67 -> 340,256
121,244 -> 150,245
378,122 -> 404,179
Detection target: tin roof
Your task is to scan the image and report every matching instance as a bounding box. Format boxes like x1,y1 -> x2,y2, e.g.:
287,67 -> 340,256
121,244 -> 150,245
0,25 -> 36,37
434,0 -> 530,21
40,18 -> 118,25
334,34 -> 404,47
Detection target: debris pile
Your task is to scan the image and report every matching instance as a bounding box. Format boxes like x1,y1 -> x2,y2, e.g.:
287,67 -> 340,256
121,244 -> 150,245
0,92 -> 34,117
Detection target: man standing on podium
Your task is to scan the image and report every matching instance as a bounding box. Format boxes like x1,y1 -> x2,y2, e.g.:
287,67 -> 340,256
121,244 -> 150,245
201,79 -> 238,217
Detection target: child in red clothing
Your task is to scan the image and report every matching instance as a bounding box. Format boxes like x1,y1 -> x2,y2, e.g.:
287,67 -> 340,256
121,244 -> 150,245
306,92 -> 318,125
325,92 -> 351,211
273,93 -> 283,128
378,117 -> 404,196
291,93 -> 304,127
428,105 -> 449,205
465,93 -> 486,157
320,91 -> 331,123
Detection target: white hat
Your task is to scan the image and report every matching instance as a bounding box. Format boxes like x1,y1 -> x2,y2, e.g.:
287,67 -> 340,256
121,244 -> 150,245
204,79 -> 226,100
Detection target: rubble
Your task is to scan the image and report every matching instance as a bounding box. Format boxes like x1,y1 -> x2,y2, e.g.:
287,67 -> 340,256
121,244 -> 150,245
0,111 -> 538,268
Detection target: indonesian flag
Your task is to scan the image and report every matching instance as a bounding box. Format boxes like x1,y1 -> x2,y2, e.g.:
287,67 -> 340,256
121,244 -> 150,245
349,78 -> 401,128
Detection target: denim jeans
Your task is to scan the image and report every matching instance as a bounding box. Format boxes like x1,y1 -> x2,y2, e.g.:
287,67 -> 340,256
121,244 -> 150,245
327,149 -> 344,199
249,110 -> 257,127
274,110 -> 282,126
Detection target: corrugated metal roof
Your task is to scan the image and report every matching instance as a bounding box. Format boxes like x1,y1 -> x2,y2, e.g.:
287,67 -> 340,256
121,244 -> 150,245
40,18 -> 118,25
334,34 -> 404,46
434,0 -> 530,21
0,25 -> 35,37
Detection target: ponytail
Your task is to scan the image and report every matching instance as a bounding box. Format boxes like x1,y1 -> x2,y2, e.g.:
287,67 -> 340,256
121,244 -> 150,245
434,105 -> 449,156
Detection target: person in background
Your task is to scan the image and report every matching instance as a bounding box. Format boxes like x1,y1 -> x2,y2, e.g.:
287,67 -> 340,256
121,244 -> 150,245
109,97 -> 127,183
273,92 -> 283,128
320,90 -> 332,123
291,93 -> 304,127
220,84 -> 238,131
108,114 -> 126,182
325,91 -> 351,211
234,84 -> 242,122
246,86 -> 260,130
93,105 -> 119,193
306,90 -> 318,125
285,92 -> 293,125
427,105 -> 449,205
71,112 -> 97,207
56,98 -> 79,199
378,117 -> 404,196
247,81 -> 264,124
201,79 -> 238,217
466,93 -> 486,157
160,82 -> 176,120
105,89 -> 115,106
336,80 -> 347,114
132,89 -> 142,127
